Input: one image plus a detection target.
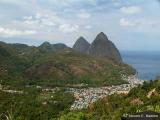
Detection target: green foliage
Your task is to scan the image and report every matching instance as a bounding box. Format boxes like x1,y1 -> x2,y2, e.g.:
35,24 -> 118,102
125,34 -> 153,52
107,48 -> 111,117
0,41 -> 141,120
57,80 -> 160,120
0,88 -> 74,120
0,41 -> 135,87
25,51 -> 135,86
58,112 -> 87,120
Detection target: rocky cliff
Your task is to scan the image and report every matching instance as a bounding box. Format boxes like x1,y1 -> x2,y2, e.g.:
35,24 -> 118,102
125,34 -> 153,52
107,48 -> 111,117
89,32 -> 122,62
73,32 -> 122,62
73,37 -> 90,54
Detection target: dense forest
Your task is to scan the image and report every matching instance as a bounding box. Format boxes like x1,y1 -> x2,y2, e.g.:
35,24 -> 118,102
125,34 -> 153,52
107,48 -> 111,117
0,80 -> 160,120
0,41 -> 159,120
0,41 -> 135,87
0,88 -> 74,120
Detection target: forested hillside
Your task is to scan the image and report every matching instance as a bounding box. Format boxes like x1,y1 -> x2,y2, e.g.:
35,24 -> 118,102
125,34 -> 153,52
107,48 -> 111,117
0,41 -> 135,87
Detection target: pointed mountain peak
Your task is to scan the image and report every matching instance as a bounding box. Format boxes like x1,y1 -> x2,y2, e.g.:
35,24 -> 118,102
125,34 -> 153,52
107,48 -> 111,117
39,41 -> 54,53
74,36 -> 90,46
40,41 -> 51,47
89,32 -> 122,62
79,36 -> 84,39
77,36 -> 87,42
98,32 -> 105,36
73,36 -> 90,54
96,32 -> 109,41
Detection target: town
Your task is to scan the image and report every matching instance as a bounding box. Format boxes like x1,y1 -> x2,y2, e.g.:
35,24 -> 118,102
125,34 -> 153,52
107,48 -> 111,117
69,75 -> 144,110
0,75 -> 144,110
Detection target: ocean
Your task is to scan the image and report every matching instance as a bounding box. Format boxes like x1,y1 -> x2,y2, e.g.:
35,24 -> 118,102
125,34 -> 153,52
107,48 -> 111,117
121,51 -> 160,80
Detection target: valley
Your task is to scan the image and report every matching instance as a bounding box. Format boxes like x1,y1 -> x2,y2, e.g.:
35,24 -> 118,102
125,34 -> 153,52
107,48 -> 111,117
0,32 -> 159,120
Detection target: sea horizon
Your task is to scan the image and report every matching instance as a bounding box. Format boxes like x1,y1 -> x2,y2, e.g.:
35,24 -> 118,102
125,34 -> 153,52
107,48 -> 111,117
121,50 -> 160,80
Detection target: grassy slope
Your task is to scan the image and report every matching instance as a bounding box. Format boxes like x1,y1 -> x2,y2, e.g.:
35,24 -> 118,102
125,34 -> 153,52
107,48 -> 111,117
0,41 -> 135,87
25,50 -> 135,86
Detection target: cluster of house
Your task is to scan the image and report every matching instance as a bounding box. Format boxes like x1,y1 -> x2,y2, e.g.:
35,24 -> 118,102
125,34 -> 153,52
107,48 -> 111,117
42,87 -> 59,93
0,84 -> 23,94
70,75 -> 144,110
0,84 -> 60,95
2,89 -> 23,94
0,74 -> 144,110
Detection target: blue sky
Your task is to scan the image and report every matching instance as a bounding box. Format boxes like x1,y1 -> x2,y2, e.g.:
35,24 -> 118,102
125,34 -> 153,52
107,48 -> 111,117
0,0 -> 160,51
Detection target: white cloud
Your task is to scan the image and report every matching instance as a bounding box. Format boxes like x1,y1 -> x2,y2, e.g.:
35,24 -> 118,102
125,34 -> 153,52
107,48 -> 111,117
120,6 -> 142,14
119,18 -> 136,27
41,18 -> 56,26
23,16 -> 33,20
59,24 -> 79,33
35,13 -> 42,19
85,25 -> 92,29
0,27 -> 37,37
0,0 -> 29,6
24,20 -> 39,25
77,11 -> 91,19
119,18 -> 160,29
23,12 -> 61,27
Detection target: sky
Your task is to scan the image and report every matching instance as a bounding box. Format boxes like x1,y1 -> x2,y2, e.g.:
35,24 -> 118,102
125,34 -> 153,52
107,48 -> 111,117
0,0 -> 160,51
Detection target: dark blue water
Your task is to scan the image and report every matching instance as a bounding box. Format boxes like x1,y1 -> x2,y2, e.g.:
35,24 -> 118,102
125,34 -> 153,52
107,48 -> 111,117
122,51 -> 160,80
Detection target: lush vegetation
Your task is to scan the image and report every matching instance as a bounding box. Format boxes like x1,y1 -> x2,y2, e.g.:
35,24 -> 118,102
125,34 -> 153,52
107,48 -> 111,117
2,41 -> 158,120
0,88 -> 74,120
0,80 -> 159,120
0,41 -> 135,87
57,80 -> 160,120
